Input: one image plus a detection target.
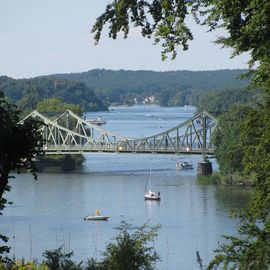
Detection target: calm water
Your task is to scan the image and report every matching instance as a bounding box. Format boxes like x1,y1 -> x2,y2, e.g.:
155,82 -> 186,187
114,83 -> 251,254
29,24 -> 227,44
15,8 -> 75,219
1,105 -> 252,269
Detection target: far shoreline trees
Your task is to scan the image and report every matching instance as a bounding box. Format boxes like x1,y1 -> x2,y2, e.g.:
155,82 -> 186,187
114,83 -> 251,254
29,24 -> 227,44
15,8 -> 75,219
0,76 -> 108,115
1,69 -> 252,111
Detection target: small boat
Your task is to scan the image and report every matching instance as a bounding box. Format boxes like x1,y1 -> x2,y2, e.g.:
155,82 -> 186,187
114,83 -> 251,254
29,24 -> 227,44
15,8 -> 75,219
144,190 -> 161,201
88,117 -> 107,125
84,215 -> 109,221
144,169 -> 161,201
84,209 -> 109,221
176,161 -> 193,170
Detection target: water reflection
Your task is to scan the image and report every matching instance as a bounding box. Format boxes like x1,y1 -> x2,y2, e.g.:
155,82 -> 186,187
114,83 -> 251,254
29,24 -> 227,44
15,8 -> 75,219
214,186 -> 254,213
145,200 -> 161,220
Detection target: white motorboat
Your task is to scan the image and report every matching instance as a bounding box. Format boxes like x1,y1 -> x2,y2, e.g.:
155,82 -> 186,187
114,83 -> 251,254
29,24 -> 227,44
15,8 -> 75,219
84,209 -> 109,221
84,215 -> 109,221
176,161 -> 193,170
144,169 -> 161,201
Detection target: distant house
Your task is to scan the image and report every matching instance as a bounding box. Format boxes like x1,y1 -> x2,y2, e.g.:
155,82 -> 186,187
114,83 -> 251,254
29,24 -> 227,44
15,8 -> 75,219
143,96 -> 156,104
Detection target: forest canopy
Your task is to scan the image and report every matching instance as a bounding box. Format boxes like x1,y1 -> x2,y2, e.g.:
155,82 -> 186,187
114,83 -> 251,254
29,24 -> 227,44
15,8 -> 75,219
46,68 -> 251,107
0,76 -> 108,114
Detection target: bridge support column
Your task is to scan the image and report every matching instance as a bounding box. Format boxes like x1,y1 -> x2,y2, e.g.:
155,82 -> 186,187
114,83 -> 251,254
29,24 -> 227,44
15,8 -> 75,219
197,161 -> 213,176
61,155 -> 76,171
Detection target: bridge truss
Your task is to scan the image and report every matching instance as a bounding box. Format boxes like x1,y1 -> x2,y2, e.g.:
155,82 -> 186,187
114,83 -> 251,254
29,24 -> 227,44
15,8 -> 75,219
21,110 -> 217,156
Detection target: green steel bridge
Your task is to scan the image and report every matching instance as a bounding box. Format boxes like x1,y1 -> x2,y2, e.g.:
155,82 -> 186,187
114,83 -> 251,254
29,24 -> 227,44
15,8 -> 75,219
21,109 -> 217,157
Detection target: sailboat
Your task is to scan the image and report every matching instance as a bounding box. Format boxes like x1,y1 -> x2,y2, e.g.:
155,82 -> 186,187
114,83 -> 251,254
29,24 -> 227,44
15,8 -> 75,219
144,169 -> 161,201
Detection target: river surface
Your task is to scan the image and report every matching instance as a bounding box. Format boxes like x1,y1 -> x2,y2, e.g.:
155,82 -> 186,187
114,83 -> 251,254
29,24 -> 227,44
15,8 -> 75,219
1,105 -> 253,269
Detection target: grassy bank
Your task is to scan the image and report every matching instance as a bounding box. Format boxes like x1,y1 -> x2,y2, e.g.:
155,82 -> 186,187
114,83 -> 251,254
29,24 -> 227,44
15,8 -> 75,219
197,172 -> 255,187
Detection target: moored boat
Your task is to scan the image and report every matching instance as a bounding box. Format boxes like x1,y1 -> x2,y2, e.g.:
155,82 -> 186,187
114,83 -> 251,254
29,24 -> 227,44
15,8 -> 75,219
176,161 -> 193,170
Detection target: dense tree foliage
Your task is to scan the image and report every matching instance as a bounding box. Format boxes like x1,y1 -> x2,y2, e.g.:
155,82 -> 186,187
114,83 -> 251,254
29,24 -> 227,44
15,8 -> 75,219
212,105 -> 251,175
195,87 -> 261,114
90,221 -> 160,270
207,101 -> 270,268
42,247 -> 82,270
0,76 -> 107,113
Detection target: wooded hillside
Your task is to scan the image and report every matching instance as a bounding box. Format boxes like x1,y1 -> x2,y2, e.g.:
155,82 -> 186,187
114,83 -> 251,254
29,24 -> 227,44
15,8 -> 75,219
46,69 -> 250,106
0,76 -> 108,112
0,69 -> 256,114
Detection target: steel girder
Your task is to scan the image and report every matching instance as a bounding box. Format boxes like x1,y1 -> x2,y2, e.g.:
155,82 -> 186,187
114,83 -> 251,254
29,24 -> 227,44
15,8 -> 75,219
21,110 -> 216,155
116,110 -> 216,155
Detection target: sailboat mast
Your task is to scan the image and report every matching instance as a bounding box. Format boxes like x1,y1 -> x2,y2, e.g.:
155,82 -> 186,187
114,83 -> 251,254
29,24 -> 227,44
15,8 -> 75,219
149,168 -> 152,189
144,169 -> 152,192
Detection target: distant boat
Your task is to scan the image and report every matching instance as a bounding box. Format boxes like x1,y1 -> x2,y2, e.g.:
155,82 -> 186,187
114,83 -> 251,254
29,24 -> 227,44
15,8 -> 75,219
87,117 -> 107,125
176,147 -> 193,169
144,169 -> 161,201
84,215 -> 109,221
84,209 -> 109,221
176,161 -> 193,170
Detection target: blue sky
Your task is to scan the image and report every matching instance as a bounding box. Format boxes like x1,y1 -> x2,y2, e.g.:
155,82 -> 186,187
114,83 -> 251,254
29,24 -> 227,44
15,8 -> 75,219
0,0 -> 249,79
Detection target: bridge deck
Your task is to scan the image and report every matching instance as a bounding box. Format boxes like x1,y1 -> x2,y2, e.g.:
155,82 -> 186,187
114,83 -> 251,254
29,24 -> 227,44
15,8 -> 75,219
46,147 -> 214,155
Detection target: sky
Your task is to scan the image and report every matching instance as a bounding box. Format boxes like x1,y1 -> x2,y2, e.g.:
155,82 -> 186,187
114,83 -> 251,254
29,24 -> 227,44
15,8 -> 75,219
0,0 -> 250,79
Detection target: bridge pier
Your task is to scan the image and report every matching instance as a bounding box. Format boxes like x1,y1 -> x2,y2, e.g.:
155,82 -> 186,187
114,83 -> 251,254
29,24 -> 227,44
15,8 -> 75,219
61,155 -> 76,171
197,161 -> 213,176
